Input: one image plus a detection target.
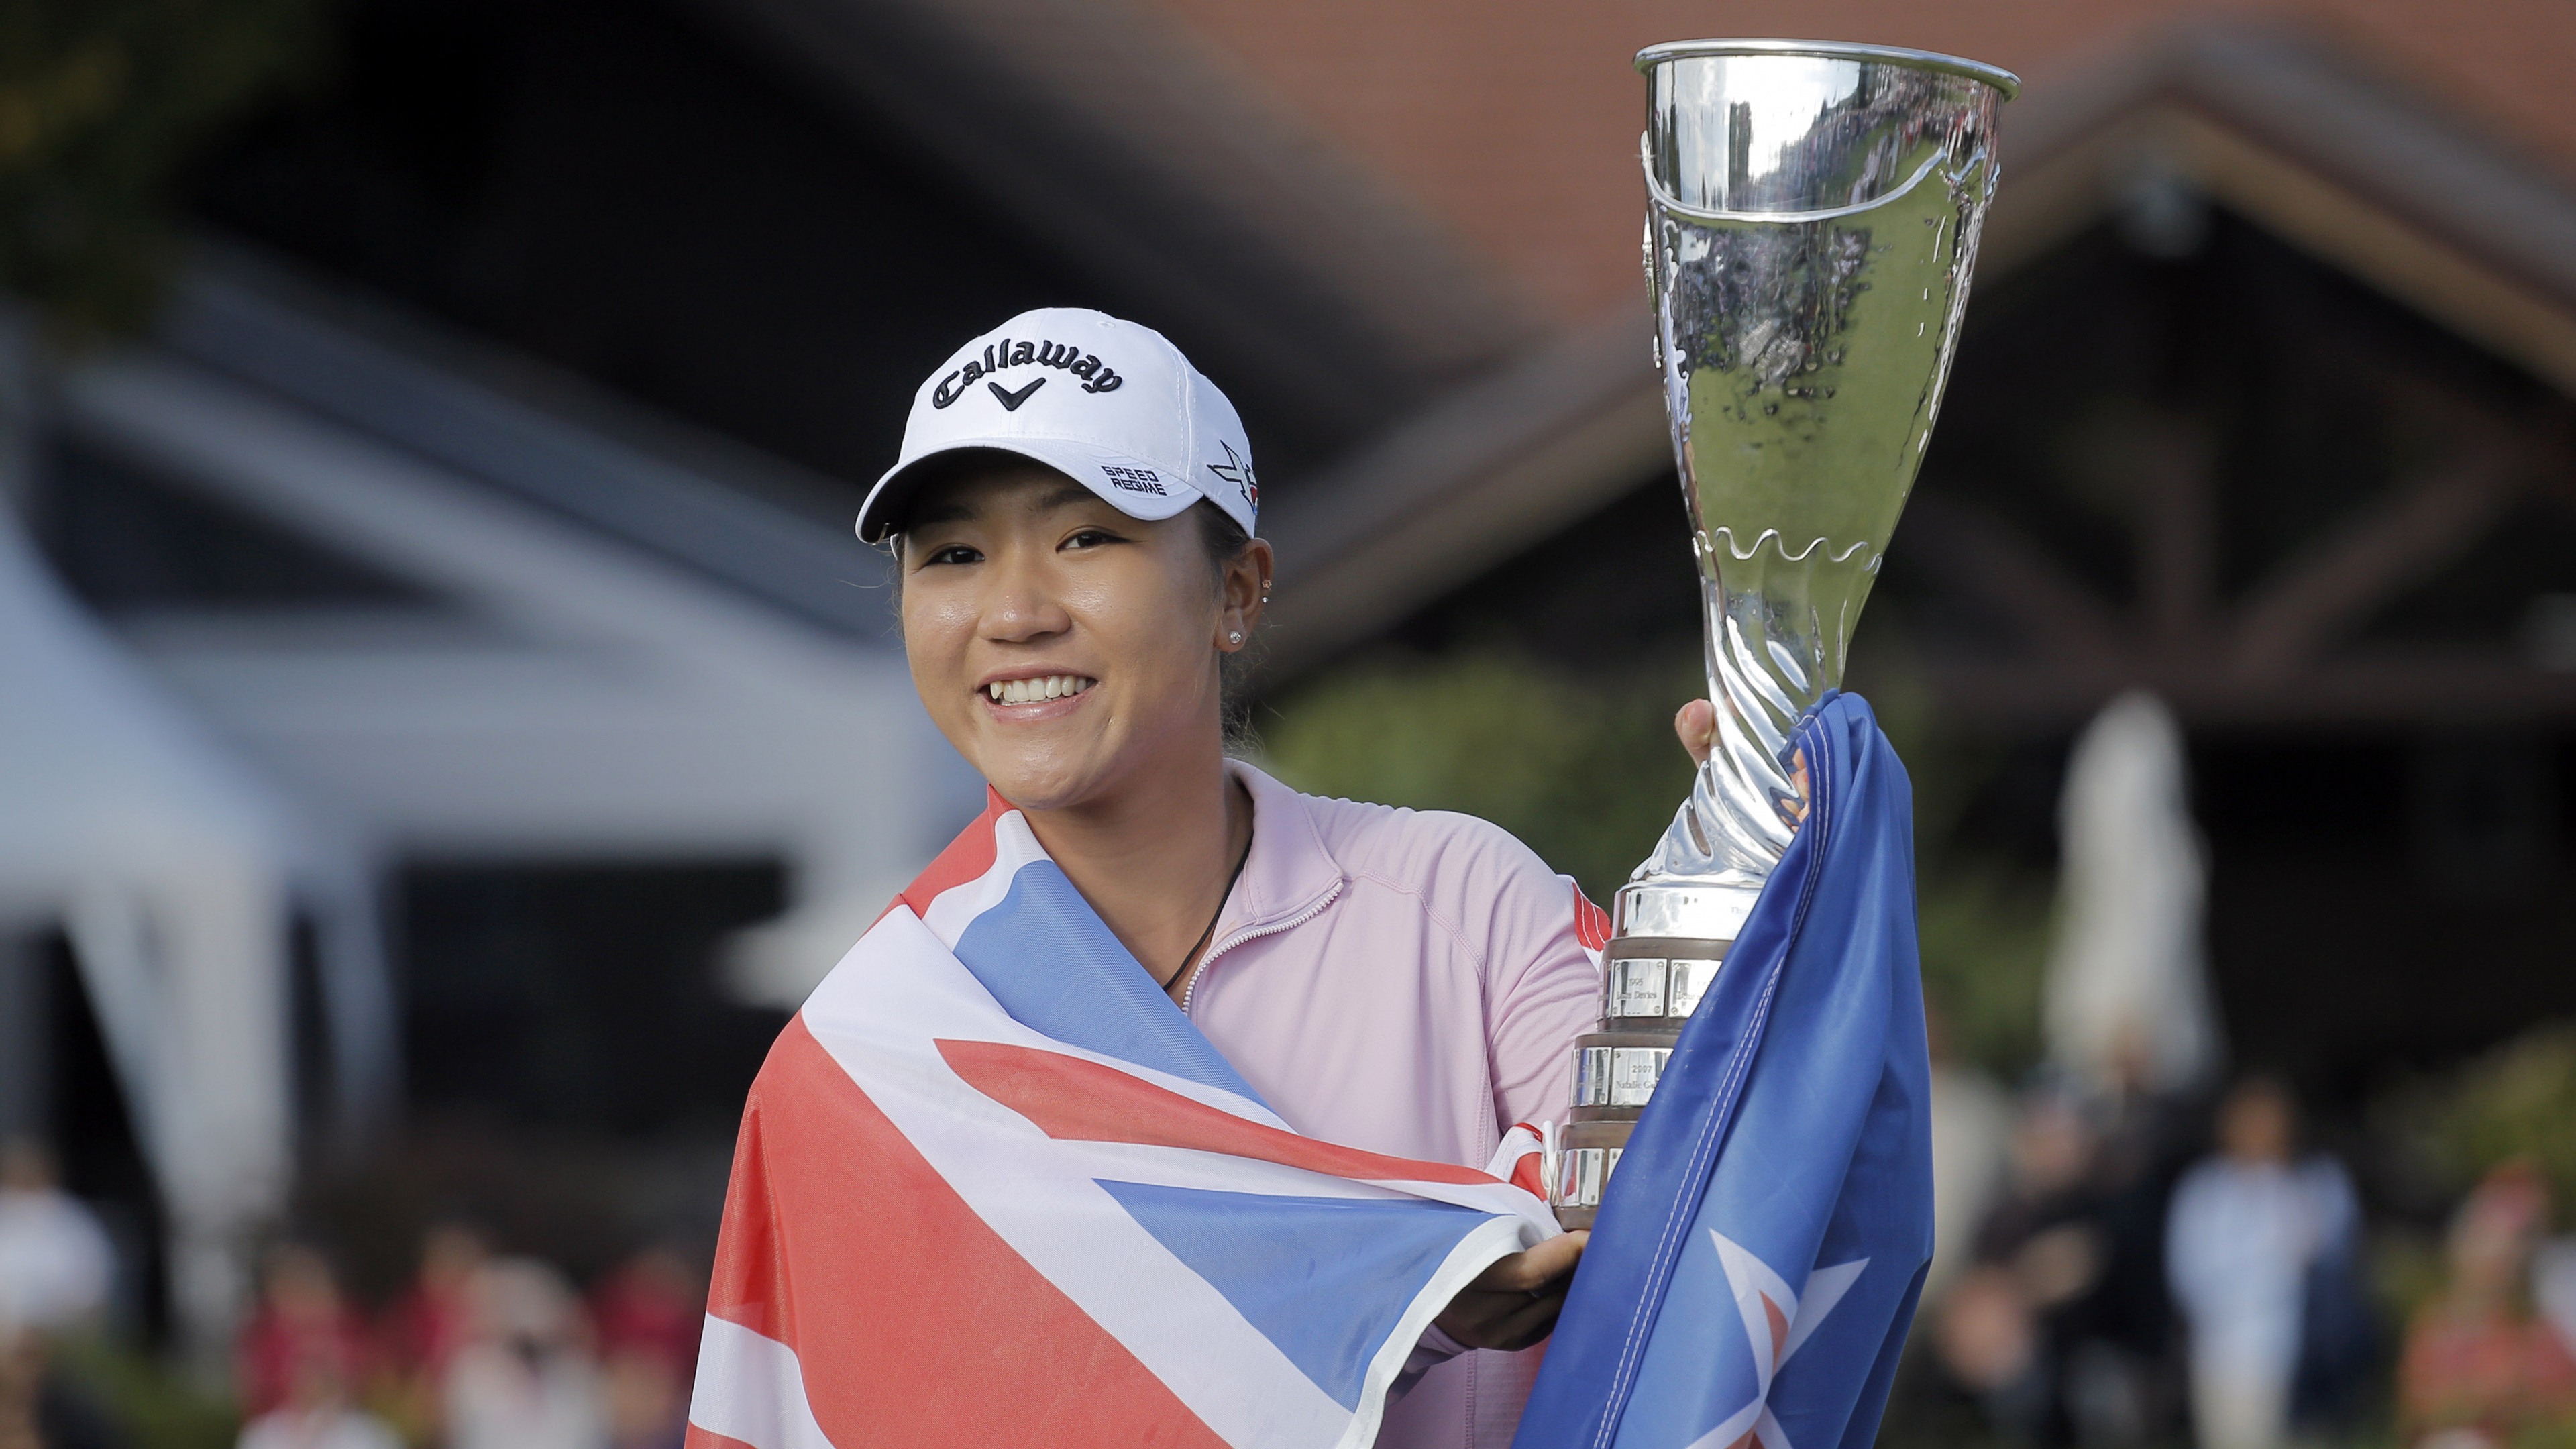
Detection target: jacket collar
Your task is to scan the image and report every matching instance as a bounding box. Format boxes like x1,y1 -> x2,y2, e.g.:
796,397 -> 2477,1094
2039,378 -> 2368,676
1212,759 -> 1342,947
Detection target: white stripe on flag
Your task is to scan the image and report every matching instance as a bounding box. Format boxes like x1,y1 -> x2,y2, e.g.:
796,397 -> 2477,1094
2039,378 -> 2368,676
918,810 -> 1052,947
688,1314 -> 832,1449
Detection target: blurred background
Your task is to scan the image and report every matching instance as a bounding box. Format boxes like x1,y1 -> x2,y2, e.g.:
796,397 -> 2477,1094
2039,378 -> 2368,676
1,0 -> 2573,1446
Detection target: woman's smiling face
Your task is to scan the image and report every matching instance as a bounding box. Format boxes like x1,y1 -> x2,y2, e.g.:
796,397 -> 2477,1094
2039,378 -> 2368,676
898,462 -> 1261,812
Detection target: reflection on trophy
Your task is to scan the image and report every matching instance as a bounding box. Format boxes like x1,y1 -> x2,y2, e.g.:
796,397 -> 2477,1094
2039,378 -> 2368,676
1549,40 -> 2016,1229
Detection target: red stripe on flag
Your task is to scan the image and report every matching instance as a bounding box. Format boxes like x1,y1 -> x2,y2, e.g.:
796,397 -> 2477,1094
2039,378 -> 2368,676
1572,885 -> 1611,953
682,1430 -> 757,1449
702,1017 -> 1229,1447
938,1038 -> 1497,1187
891,788 -> 1013,921
1501,1123 -> 1546,1199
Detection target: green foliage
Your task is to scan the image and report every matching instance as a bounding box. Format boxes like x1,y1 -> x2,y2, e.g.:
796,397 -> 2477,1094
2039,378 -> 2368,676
0,0 -> 320,338
2369,1228 -> 2449,1337
1864,672 -> 2057,1078
2389,1019 -> 2576,1228
53,1334 -> 237,1449
1915,861 -> 2053,1077
1254,649 -> 1698,902
1858,669 -> 2000,869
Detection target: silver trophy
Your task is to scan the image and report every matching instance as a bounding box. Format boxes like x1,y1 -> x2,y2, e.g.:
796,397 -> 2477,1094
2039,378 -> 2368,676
1550,40 -> 2016,1229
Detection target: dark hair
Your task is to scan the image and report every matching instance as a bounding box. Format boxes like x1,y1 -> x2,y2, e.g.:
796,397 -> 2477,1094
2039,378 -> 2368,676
1191,500 -> 1260,747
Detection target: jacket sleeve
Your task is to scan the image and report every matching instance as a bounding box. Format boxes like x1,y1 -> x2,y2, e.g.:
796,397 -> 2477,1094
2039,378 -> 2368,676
1472,851 -> 1605,1137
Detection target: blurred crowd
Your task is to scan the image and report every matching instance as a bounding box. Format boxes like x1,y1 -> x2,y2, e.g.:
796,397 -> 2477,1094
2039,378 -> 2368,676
0,1136 -> 704,1449
9,1061 -> 2576,1449
231,1226 -> 700,1449
0,1139 -> 120,1449
1921,1062 -> 2576,1449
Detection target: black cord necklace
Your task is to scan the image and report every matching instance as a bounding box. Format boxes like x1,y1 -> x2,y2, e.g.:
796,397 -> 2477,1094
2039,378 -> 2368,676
1163,826 -> 1254,995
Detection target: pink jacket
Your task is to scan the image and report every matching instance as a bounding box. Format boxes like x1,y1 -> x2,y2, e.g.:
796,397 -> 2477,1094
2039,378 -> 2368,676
1186,761 -> 1603,1449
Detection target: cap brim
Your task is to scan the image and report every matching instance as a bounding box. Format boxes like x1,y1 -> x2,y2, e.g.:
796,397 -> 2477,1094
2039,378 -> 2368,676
856,438 -> 1207,543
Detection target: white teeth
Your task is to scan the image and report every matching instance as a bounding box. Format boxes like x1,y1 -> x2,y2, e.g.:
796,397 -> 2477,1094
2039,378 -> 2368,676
986,674 -> 1094,704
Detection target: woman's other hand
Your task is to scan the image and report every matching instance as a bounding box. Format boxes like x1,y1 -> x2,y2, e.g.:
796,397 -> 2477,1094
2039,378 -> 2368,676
1434,1231 -> 1588,1352
1672,700 -> 1809,827
1674,699 -> 1718,767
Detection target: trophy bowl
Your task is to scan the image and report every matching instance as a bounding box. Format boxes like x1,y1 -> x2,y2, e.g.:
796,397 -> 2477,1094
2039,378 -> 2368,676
1548,40 -> 2015,1230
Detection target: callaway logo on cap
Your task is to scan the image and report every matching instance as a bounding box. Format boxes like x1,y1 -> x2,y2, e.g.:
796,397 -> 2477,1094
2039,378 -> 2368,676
857,308 -> 1258,543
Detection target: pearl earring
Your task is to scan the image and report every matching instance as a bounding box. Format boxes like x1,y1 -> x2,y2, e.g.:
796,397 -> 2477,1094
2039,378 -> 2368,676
1229,632 -> 1244,645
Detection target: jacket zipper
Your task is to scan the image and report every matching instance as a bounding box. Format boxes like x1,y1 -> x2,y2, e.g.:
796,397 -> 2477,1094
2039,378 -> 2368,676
1179,879 -> 1343,1016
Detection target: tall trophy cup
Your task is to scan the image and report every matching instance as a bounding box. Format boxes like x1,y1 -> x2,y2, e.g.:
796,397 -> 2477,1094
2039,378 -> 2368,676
1549,40 -> 2016,1228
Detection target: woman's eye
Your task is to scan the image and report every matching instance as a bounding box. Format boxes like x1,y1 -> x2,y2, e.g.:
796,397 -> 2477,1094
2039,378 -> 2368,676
921,544 -> 981,566
1063,529 -> 1122,551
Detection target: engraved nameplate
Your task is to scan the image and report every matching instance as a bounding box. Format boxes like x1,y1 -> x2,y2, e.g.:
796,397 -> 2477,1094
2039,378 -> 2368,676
1609,957 -> 1670,1018
1607,1047 -> 1668,1106
1666,958 -> 1718,1018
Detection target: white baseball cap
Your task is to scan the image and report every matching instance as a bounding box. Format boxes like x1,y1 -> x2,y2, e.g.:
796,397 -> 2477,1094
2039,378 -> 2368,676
857,307 -> 1258,543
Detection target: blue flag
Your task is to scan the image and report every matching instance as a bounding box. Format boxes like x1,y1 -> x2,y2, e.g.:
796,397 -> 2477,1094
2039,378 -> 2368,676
1515,692 -> 1933,1449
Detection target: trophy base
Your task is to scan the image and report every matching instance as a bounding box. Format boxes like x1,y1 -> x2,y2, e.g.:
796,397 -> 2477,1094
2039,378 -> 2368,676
1546,904 -> 1745,1227
1611,875 -> 1762,943
1549,1120 -> 1635,1231
1571,1030 -> 1680,1112
1565,1105 -> 1644,1124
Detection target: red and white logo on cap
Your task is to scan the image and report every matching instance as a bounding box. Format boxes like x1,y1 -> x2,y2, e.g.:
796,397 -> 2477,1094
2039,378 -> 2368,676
858,308 -> 1257,542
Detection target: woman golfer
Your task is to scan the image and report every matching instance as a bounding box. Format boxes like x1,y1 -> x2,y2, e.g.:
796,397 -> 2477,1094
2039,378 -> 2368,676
698,309 -> 1721,1449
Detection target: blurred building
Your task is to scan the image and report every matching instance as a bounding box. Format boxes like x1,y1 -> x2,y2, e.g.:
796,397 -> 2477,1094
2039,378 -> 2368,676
6,0 -> 2575,1340
1,252 -> 974,1344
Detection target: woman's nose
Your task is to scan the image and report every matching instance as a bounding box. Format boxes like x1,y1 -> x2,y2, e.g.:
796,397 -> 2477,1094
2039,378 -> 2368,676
981,560 -> 1071,643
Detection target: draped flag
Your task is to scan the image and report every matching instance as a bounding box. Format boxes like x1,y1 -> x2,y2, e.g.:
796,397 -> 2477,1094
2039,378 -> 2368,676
1515,692 -> 1933,1449
686,793 -> 1560,1449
